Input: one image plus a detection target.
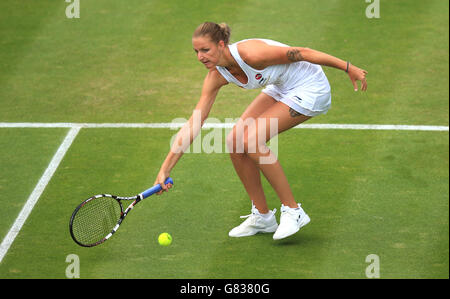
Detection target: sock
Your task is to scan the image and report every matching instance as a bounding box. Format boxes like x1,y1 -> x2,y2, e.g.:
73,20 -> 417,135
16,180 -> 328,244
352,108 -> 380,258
259,211 -> 273,220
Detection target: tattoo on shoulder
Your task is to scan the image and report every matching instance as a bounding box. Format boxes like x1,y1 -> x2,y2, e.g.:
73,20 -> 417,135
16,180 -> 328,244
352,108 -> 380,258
289,108 -> 304,117
286,48 -> 304,62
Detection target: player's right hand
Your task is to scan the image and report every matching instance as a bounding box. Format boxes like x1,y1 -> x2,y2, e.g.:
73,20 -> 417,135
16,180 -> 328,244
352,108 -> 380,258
154,170 -> 172,195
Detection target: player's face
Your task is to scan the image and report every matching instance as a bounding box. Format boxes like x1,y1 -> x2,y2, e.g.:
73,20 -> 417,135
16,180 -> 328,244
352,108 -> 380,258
192,36 -> 225,69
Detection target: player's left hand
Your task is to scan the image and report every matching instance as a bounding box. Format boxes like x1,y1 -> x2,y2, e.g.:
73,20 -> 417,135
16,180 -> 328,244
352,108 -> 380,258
348,64 -> 368,91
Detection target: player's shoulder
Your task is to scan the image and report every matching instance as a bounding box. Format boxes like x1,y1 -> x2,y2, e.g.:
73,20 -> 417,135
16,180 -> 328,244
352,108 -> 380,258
237,39 -> 279,67
237,39 -> 268,59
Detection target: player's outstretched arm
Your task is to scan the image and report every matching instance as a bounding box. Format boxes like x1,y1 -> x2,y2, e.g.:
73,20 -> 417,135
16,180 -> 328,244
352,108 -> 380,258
154,69 -> 227,193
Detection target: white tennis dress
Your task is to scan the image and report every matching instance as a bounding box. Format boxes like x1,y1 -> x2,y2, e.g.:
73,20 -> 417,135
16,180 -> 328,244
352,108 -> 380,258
216,39 -> 332,116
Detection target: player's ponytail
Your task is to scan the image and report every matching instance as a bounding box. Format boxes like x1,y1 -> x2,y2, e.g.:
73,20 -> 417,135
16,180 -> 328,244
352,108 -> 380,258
193,22 -> 231,45
217,23 -> 231,44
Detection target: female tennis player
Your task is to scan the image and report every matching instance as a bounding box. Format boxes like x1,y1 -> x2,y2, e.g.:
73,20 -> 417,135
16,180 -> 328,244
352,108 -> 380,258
154,22 -> 367,240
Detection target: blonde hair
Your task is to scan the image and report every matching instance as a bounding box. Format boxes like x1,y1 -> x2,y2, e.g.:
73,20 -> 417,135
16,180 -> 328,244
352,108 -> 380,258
193,22 -> 231,45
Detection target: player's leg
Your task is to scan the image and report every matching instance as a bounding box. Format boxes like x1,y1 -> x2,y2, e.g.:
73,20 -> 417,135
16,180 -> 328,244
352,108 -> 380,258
242,101 -> 313,240
226,92 -> 278,214
227,94 -> 313,238
242,101 -> 311,208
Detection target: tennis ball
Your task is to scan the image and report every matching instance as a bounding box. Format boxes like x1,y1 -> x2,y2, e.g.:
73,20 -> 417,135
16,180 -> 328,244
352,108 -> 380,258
158,232 -> 172,246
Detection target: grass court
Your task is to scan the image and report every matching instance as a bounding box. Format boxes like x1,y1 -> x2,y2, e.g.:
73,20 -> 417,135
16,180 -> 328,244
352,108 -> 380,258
0,0 -> 448,279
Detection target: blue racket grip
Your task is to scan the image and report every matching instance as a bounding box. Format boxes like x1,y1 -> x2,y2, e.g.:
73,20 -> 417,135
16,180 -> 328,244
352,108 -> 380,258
139,177 -> 174,199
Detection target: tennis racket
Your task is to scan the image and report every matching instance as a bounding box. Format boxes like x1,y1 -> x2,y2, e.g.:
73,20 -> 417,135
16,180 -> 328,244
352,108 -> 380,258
69,177 -> 173,247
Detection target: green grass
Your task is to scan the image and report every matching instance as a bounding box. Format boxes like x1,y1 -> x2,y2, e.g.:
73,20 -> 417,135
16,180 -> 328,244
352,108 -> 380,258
0,129 -> 447,278
0,0 -> 448,124
0,129 -> 68,240
0,0 -> 448,279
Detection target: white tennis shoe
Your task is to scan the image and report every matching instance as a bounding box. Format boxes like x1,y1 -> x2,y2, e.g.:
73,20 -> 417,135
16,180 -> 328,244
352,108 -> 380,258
273,204 -> 310,240
229,204 -> 278,237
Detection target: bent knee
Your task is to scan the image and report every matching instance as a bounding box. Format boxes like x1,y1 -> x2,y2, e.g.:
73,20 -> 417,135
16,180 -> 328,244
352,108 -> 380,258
226,130 -> 243,154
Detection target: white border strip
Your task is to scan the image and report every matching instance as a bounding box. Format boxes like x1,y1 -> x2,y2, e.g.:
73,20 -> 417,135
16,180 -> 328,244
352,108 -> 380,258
0,127 -> 81,263
295,124 -> 449,131
0,122 -> 448,131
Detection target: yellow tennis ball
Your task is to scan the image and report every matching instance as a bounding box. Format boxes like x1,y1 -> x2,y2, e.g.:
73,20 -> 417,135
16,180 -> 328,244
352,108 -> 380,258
158,232 -> 172,246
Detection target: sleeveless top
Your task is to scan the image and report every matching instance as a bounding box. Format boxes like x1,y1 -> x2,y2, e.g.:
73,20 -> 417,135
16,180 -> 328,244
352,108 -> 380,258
215,39 -> 330,95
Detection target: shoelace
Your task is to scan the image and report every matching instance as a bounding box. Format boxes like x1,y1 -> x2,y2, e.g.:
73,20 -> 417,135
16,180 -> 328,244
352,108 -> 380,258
240,213 -> 253,219
240,208 -> 277,225
240,205 -> 260,219
239,213 -> 258,225
281,204 -> 301,214
282,208 -> 299,216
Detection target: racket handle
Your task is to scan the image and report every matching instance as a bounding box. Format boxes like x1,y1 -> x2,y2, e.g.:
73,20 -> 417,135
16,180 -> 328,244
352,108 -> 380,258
139,177 -> 174,199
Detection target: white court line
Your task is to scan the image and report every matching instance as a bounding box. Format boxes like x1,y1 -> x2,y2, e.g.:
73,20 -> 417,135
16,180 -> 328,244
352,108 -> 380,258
0,126 -> 81,263
0,122 -> 448,131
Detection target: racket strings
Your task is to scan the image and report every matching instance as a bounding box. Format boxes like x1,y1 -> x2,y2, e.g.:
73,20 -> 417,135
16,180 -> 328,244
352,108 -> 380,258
71,197 -> 122,246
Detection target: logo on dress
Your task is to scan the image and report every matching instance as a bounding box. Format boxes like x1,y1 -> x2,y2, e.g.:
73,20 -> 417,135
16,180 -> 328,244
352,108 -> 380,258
255,73 -> 262,80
